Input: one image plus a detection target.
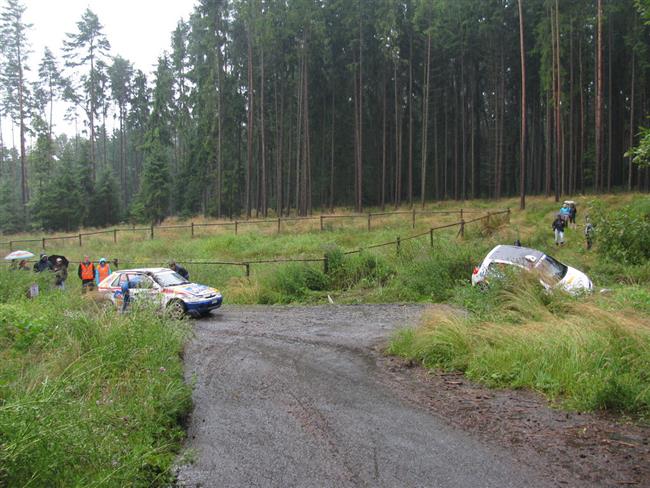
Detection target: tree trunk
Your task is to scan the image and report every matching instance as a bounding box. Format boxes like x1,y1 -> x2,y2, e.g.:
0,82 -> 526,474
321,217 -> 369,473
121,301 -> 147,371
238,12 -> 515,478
408,31 -> 413,207
420,32 -> 431,208
260,47 -> 267,217
595,0 -> 604,193
382,70 -> 387,211
246,32 -> 254,218
628,50 -> 635,191
518,0 -> 526,210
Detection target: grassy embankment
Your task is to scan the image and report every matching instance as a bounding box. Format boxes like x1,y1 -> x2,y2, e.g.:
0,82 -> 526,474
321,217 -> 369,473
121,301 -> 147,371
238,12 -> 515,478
0,270 -> 191,486
388,193 -> 650,420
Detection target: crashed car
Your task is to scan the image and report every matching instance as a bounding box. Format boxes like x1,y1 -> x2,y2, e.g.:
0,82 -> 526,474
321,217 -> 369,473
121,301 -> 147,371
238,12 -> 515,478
98,267 -> 223,317
472,245 -> 593,294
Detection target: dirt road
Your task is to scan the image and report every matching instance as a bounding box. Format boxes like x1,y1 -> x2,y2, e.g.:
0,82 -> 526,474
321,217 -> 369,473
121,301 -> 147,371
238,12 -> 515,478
176,305 -> 554,488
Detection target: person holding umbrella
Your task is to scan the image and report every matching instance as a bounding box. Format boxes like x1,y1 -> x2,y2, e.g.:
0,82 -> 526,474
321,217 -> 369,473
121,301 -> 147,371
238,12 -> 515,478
78,256 -> 96,293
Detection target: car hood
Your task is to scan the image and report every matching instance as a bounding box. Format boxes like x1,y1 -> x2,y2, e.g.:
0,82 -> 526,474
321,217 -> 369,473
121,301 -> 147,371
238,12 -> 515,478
558,266 -> 593,293
166,283 -> 220,298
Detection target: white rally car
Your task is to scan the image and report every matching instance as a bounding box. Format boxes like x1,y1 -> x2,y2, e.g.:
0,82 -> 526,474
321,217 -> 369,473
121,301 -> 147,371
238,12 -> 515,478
98,267 -> 223,317
472,245 -> 593,294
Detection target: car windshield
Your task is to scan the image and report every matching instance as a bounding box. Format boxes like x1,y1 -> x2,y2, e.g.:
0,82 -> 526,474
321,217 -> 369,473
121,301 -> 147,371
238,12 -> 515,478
154,271 -> 189,287
535,255 -> 568,284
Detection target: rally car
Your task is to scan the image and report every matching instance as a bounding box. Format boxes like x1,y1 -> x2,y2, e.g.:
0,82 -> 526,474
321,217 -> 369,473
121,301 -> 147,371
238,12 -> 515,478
98,267 -> 223,317
471,245 -> 593,294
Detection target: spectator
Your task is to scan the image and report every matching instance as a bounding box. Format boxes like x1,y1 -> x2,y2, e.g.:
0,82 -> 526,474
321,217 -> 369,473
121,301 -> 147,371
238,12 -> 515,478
552,214 -> 566,246
559,204 -> 571,224
95,258 -> 111,285
18,260 -> 30,271
33,253 -> 52,273
120,277 -> 132,313
53,258 -> 68,290
78,256 -> 96,293
584,217 -> 594,250
569,203 -> 577,228
169,261 -> 189,280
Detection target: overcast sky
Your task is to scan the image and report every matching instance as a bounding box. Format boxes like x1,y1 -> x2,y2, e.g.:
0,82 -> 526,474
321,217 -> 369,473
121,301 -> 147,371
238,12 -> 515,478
24,0 -> 195,75
3,0 -> 196,143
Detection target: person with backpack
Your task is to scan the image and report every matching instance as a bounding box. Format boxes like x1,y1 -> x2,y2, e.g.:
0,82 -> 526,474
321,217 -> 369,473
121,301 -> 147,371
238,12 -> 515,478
78,256 -> 96,293
552,214 -> 566,246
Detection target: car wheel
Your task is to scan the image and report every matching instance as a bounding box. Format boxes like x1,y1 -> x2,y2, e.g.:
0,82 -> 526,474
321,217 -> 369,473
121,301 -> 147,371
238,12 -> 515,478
165,299 -> 186,319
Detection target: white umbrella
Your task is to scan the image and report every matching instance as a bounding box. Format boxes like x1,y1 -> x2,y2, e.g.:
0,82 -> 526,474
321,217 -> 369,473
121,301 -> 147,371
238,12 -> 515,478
4,250 -> 35,261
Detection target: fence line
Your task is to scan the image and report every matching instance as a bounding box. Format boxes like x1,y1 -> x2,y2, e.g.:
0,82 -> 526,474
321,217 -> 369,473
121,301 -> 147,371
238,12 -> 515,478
0,207 -> 509,251
1,209 -> 510,277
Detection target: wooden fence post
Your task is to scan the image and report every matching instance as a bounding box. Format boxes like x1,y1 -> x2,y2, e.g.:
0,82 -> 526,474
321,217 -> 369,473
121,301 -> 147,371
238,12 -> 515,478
235,221 -> 239,235
396,236 -> 401,254
367,213 -> 371,231
113,229 -> 117,243
460,208 -> 464,220
9,241 -> 13,251
507,208 -> 511,223
277,217 -> 281,234
460,220 -> 465,238
487,212 -> 491,225
191,222 -> 195,238
320,215 -> 324,231
42,237 -> 46,249
79,234 -> 83,247
150,225 -> 154,240
244,263 -> 250,277
429,229 -> 434,247
323,254 -> 329,274
412,208 -> 416,229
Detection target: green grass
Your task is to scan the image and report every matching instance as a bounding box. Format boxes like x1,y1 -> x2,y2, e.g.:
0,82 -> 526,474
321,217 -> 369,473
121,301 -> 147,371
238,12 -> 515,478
388,271 -> 650,419
0,269 -> 191,487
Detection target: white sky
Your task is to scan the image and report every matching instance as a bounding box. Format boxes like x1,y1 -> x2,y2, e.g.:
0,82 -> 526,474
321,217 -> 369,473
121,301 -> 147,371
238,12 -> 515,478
24,0 -> 195,75
2,0 -> 196,145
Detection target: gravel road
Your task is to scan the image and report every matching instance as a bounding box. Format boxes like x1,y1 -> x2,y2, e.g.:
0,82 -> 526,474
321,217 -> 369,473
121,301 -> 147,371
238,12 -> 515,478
176,305 -> 553,488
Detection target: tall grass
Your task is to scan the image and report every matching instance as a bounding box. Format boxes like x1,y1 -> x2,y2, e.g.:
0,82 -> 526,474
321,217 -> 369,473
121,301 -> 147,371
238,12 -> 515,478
0,269 -> 191,486
388,274 -> 650,418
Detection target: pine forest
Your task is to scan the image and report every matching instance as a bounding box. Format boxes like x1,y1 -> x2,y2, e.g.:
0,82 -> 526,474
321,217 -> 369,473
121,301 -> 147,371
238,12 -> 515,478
1,0 -> 650,232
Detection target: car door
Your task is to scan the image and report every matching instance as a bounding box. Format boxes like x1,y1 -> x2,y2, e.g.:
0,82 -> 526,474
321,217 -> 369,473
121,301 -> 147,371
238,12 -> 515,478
129,275 -> 163,306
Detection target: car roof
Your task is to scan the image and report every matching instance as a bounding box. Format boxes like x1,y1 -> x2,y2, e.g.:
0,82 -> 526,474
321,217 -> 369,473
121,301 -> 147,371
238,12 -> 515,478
114,268 -> 171,274
486,245 -> 545,264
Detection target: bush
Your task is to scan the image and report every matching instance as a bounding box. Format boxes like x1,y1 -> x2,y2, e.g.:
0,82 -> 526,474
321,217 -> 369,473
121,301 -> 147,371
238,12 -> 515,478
590,200 -> 650,264
263,263 -> 329,303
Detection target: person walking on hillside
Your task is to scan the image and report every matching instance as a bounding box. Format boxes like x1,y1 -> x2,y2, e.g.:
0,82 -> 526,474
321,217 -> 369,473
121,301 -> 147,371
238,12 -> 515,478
169,261 -> 189,280
53,258 -> 68,290
552,214 -> 566,246
33,253 -> 52,273
569,203 -> 577,229
78,256 -> 96,293
584,217 -> 595,250
95,258 -> 111,285
559,204 -> 571,224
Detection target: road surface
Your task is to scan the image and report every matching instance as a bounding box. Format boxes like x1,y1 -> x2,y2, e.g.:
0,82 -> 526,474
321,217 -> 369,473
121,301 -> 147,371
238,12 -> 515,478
176,305 -> 553,488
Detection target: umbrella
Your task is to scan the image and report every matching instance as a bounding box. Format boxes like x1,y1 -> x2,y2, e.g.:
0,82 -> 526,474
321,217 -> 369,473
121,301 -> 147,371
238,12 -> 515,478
4,250 -> 34,261
48,255 -> 69,267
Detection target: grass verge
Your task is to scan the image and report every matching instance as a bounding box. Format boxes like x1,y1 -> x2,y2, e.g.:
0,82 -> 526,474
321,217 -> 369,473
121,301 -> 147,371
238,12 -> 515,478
387,274 -> 650,419
0,269 -> 191,487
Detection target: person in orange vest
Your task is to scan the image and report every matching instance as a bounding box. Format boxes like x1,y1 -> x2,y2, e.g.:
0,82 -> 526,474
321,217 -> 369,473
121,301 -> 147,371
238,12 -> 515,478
95,258 -> 111,285
78,256 -> 96,293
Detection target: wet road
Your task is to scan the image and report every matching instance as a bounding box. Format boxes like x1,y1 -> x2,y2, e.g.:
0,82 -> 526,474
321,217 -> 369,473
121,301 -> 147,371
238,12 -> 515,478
176,305 -> 552,488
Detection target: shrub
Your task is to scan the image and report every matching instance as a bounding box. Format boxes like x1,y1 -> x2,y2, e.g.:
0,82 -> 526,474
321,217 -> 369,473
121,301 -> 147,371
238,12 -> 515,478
590,200 -> 650,264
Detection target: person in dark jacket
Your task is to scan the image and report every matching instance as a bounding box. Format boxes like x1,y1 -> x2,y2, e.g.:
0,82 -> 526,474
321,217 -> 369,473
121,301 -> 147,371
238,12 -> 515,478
33,253 -> 52,273
169,261 -> 189,280
552,214 -> 566,246
53,258 -> 68,289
